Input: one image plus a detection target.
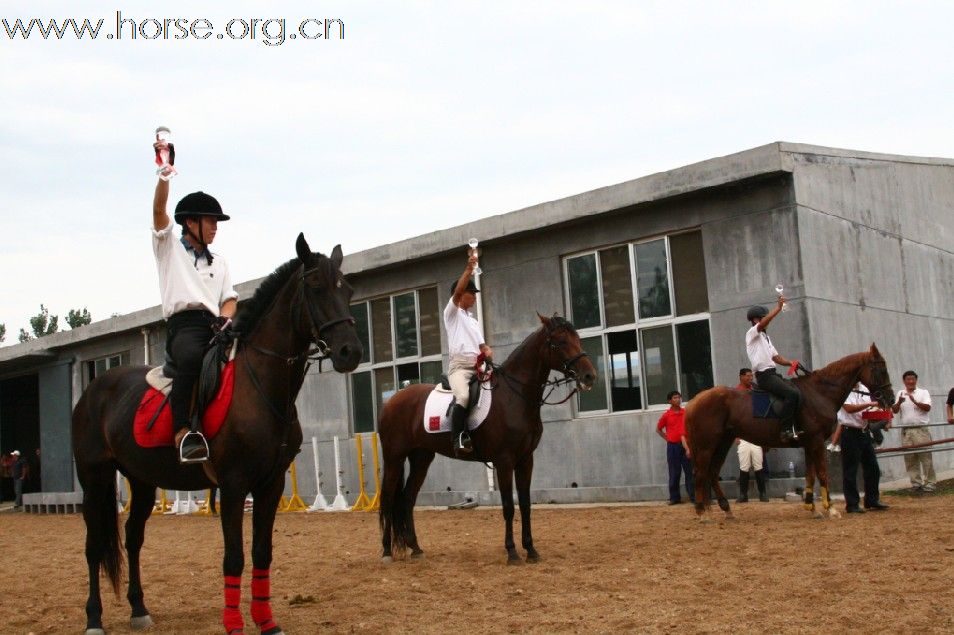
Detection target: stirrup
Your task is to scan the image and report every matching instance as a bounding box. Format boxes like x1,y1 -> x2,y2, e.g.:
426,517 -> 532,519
179,431 -> 209,464
454,431 -> 473,456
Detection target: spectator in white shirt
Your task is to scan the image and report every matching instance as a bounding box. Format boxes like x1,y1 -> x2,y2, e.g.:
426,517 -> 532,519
891,370 -> 935,492
839,383 -> 889,512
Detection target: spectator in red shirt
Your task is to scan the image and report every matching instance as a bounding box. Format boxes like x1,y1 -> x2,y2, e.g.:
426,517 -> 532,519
656,390 -> 694,505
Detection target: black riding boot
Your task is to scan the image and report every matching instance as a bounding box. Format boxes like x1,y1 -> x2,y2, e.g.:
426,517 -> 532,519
756,471 -> 769,502
736,471 -> 750,503
450,404 -> 472,456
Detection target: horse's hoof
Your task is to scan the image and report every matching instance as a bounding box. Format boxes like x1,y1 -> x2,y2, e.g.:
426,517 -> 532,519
262,627 -> 284,635
86,629 -> 107,635
526,553 -> 541,564
131,614 -> 154,630
507,552 -> 522,565
410,550 -> 425,560
813,511 -> 825,519
829,510 -> 842,519
381,556 -> 393,564
724,513 -> 736,521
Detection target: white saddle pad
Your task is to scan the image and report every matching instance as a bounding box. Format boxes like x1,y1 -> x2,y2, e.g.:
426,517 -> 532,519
145,366 -> 173,394
423,383 -> 492,433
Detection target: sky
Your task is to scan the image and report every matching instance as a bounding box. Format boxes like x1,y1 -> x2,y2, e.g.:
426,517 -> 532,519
1,1 -> 952,344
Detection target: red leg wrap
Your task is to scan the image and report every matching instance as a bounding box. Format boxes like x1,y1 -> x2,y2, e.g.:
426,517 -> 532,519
250,568 -> 277,631
223,575 -> 244,634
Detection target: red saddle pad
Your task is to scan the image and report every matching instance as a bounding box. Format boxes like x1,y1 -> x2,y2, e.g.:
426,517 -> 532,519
133,361 -> 235,448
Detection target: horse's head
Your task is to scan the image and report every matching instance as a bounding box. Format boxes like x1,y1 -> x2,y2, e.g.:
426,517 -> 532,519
859,343 -> 894,409
294,233 -> 363,372
537,313 -> 597,390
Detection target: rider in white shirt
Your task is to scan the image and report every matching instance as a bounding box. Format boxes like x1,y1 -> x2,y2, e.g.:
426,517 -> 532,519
443,249 -> 493,455
745,296 -> 802,442
152,155 -> 237,462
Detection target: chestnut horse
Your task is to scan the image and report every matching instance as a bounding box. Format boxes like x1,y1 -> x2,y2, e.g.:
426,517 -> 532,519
685,344 -> 893,520
72,235 -> 362,635
378,314 -> 597,564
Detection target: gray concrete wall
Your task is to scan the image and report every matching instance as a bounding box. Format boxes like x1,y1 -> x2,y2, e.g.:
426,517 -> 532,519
38,362 -> 73,491
792,152 -> 954,481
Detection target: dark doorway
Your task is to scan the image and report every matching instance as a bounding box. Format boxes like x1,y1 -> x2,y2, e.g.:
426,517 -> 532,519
1,374 -> 40,501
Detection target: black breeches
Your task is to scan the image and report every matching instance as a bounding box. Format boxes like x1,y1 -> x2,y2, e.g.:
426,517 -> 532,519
755,369 -> 801,419
167,311 -> 214,430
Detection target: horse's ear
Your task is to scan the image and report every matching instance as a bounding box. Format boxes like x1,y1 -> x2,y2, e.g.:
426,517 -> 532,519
870,342 -> 882,358
296,233 -> 312,264
537,311 -> 549,326
331,244 -> 344,269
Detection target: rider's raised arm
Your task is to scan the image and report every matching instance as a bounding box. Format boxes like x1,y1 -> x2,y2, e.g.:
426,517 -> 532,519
153,177 -> 171,231
451,251 -> 477,307
756,296 -> 785,332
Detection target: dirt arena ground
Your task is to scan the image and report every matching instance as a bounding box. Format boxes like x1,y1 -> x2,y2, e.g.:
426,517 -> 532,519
2,489 -> 953,634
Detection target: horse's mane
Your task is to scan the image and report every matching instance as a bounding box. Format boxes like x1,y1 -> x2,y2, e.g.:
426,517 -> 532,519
233,257 -> 301,335
501,316 -> 578,367
793,350 -> 871,386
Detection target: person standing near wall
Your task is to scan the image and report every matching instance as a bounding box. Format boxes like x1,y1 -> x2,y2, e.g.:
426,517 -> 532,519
891,370 -> 935,492
656,390 -> 694,505
11,450 -> 27,509
946,385 -> 954,425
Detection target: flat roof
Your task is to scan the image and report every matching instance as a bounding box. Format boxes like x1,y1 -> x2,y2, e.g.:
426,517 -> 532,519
2,141 -> 950,367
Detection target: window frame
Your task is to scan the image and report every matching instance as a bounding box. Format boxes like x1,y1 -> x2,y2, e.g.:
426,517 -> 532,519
563,230 -> 714,417
348,286 -> 443,434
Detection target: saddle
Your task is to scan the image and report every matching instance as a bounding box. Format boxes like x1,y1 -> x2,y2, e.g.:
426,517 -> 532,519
133,341 -> 237,448
439,372 -> 482,418
749,387 -> 802,420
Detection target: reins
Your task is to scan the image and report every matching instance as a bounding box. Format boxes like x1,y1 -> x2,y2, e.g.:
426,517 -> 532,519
478,326 -> 588,406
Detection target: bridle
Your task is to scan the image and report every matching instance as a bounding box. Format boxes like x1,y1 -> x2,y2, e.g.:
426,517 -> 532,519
486,324 -> 591,406
243,263 -> 355,426
853,358 -> 892,405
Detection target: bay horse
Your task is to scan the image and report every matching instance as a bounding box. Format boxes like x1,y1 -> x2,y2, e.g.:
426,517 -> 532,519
378,314 -> 597,564
685,344 -> 893,520
72,234 -> 362,635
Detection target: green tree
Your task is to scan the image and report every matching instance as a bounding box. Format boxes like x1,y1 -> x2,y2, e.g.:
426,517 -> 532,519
19,328 -> 32,343
0,323 -> 5,343
66,308 -> 92,329
28,304 -> 59,338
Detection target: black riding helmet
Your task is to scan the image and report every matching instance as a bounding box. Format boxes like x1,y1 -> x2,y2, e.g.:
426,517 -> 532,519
173,191 -> 230,225
746,305 -> 769,321
450,279 -> 480,297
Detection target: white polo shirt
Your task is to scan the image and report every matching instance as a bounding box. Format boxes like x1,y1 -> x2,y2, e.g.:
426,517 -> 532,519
443,297 -> 484,359
896,387 -> 932,425
838,383 -> 869,429
152,219 -> 238,319
745,325 -> 778,373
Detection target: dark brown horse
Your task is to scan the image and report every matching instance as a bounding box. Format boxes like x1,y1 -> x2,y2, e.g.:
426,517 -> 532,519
378,314 -> 597,564
685,344 -> 893,520
72,235 -> 362,635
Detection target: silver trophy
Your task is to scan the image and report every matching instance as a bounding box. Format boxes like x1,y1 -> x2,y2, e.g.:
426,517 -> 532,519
154,126 -> 178,180
775,283 -> 788,312
468,238 -> 482,275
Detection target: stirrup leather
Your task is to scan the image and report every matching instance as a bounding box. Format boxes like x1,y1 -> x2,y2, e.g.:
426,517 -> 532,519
179,431 -> 210,464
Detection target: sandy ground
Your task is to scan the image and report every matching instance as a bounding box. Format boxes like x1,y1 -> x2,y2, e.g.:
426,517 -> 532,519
2,492 -> 953,634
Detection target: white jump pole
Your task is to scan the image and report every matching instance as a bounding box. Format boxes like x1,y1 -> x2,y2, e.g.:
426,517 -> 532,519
329,435 -> 350,511
307,436 -> 331,512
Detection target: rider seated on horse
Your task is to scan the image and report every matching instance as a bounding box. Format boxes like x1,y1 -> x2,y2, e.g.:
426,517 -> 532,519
443,248 -> 493,456
152,168 -> 237,462
745,296 -> 802,442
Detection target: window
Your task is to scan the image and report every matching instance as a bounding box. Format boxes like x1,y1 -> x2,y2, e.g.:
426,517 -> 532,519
84,352 -> 130,387
349,287 -> 443,433
564,230 -> 713,413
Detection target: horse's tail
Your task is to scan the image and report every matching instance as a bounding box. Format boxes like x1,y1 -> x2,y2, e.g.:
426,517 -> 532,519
379,456 -> 409,557
73,389 -> 125,596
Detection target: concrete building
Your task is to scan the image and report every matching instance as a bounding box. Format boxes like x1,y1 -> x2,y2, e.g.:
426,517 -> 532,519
2,142 -> 952,505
